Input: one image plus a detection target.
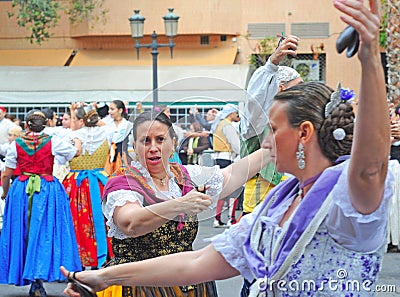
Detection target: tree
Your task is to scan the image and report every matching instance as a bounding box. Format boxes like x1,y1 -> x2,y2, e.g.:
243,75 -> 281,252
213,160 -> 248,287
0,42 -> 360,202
248,36 -> 278,68
8,0 -> 107,44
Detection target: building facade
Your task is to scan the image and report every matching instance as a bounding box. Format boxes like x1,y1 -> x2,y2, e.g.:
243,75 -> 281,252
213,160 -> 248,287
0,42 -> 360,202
0,0 -> 368,121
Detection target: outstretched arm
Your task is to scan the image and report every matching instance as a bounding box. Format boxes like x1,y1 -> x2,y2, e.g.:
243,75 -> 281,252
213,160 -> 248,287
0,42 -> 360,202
336,0 -> 390,214
61,244 -> 239,296
220,148 -> 271,198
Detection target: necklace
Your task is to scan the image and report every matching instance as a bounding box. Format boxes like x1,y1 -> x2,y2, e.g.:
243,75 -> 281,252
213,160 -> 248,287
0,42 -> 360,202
150,174 -> 169,186
297,172 -> 323,202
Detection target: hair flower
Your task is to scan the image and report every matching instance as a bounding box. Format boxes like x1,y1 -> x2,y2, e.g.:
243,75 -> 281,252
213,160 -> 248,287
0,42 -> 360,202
325,83 -> 356,117
340,88 -> 356,102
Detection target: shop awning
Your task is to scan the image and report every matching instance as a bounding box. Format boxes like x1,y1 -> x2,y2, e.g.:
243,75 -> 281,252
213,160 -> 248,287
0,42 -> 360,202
0,64 -> 251,103
0,49 -> 74,66
70,46 -> 238,66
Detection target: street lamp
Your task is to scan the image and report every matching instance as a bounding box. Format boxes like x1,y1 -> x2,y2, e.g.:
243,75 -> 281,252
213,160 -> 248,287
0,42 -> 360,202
129,8 -> 180,108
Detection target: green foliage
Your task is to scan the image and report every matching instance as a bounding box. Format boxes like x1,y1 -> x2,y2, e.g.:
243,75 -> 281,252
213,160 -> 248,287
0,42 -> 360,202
8,0 -> 61,44
248,36 -> 278,68
8,0 -> 107,44
66,0 -> 107,24
379,0 -> 387,48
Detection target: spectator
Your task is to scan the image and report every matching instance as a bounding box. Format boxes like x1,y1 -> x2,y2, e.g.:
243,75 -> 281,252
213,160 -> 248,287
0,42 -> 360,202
12,117 -> 24,129
191,107 -> 218,131
240,35 -> 302,216
0,106 -> 17,145
211,104 -> 241,227
179,122 -> 210,165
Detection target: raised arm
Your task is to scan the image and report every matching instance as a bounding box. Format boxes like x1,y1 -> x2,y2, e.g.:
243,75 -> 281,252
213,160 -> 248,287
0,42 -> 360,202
240,35 -> 300,140
336,0 -> 390,213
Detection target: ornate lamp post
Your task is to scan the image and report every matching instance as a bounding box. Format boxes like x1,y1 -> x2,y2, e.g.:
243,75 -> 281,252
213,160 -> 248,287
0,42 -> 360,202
129,8 -> 180,108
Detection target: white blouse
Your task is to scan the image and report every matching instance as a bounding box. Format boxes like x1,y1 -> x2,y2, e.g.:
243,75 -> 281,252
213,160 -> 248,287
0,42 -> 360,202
102,116 -> 133,144
103,160 -> 223,239
69,126 -> 111,155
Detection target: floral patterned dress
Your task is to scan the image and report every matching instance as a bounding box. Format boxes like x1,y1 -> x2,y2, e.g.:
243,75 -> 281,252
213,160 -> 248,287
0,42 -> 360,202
63,126 -> 111,268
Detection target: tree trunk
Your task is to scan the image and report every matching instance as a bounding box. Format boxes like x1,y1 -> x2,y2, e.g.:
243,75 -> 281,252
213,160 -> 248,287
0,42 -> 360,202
386,0 -> 400,103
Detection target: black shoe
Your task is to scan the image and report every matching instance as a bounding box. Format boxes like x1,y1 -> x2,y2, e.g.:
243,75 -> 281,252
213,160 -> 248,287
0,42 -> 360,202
387,243 -> 400,253
29,280 -> 47,297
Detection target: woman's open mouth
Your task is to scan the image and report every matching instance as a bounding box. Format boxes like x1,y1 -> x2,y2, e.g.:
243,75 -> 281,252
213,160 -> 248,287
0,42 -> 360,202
147,156 -> 161,164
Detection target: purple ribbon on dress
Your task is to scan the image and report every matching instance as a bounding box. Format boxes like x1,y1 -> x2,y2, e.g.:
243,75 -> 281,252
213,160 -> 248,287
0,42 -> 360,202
243,164 -> 343,280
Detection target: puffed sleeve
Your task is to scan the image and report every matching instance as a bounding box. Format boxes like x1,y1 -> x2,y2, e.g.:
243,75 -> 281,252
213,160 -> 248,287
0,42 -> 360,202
103,189 -> 145,239
51,135 -> 77,165
326,159 -> 394,252
209,205 -> 262,280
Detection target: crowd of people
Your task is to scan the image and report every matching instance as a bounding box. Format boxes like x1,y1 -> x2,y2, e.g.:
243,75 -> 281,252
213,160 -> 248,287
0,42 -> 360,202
0,1 -> 399,296
0,100 -> 138,296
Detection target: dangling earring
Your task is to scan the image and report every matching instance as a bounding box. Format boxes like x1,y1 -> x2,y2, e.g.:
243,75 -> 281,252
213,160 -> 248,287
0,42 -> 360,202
296,143 -> 305,170
170,150 -> 175,158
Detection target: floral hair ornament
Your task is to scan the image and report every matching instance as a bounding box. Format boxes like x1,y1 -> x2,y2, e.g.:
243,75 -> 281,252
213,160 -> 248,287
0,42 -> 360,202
324,83 -> 356,118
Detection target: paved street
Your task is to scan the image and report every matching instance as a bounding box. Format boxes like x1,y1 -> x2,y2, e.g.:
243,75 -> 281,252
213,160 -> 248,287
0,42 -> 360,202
1,209 -> 399,296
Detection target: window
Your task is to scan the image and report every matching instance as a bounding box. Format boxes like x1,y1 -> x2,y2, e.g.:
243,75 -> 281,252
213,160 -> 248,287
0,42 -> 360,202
220,35 -> 227,42
200,35 -> 210,45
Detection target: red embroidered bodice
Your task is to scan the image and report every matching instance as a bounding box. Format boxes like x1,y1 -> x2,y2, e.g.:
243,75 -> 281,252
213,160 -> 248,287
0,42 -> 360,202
16,137 -> 54,175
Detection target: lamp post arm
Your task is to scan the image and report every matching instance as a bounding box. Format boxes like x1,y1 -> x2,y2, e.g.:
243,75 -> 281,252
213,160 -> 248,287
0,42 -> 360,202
133,30 -> 177,108
134,32 -> 176,59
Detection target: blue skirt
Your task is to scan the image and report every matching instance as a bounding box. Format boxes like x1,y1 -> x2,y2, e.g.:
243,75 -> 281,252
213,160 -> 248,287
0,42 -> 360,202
0,177 -> 82,286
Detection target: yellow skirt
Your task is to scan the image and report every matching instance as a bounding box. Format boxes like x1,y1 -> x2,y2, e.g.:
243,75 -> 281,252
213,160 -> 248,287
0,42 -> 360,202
97,286 -> 122,297
243,176 -> 275,213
